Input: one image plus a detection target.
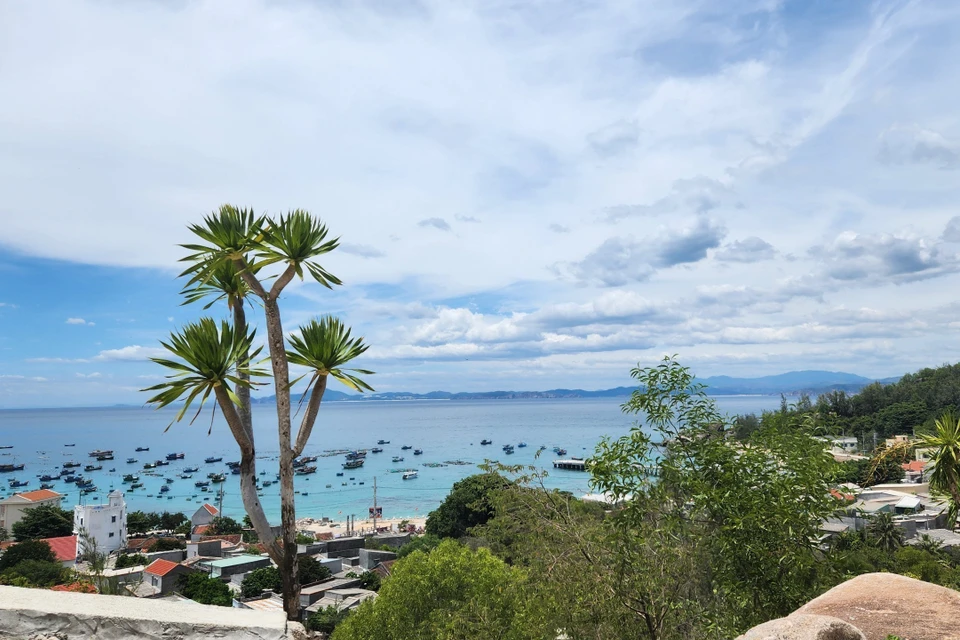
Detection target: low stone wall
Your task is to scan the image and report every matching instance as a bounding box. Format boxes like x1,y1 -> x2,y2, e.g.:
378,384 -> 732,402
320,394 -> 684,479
0,585 -> 290,639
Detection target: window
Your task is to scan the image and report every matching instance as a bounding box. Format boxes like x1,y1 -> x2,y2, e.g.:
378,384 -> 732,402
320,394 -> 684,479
111,516 -> 116,523
109,532 -> 115,538
80,518 -> 83,525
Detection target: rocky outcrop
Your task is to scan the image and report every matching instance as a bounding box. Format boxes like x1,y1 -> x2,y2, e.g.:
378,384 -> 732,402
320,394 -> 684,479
739,573 -> 960,640
796,573 -> 960,640
0,585 -> 290,639
737,614 -> 865,639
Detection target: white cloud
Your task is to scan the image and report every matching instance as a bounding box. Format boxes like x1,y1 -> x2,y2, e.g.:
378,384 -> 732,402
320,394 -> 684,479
75,372 -> 102,378
91,345 -> 167,362
66,317 -> 94,326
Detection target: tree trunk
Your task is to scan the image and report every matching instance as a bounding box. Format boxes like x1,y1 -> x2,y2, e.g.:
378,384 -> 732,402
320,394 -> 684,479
213,385 -> 280,562
261,296 -> 300,621
233,302 -> 254,446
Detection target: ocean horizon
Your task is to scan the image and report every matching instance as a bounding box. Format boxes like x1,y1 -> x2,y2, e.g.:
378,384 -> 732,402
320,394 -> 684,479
0,395 -> 782,522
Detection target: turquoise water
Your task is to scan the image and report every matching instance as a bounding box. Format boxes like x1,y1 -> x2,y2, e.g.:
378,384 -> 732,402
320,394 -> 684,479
0,396 -> 781,521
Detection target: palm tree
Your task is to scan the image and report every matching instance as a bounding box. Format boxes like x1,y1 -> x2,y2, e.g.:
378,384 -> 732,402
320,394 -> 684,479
916,410 -> 960,526
913,533 -> 943,555
146,206 -> 371,620
867,512 -> 904,552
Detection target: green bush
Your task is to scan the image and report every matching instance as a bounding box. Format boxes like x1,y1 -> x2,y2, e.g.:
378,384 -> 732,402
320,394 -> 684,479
425,473 -> 509,539
306,605 -> 351,634
0,559 -> 69,587
11,504 -> 74,541
152,538 -> 185,552
299,555 -> 331,585
0,540 -> 56,571
241,566 -> 281,598
177,572 -> 232,606
115,554 -> 148,569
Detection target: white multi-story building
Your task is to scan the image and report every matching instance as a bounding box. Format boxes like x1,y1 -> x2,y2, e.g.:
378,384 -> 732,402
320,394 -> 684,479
74,490 -> 127,555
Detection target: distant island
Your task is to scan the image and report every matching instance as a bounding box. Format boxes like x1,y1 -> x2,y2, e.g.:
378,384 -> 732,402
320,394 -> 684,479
253,370 -> 900,404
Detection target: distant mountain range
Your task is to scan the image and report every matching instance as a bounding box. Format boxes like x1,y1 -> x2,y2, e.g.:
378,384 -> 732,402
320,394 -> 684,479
251,370 -> 900,404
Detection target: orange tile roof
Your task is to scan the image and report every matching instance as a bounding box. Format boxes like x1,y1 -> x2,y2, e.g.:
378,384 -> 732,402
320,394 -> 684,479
903,460 -> 926,473
145,559 -> 181,577
202,503 -> 219,516
192,524 -> 211,536
16,489 -> 61,502
316,532 -> 334,541
199,534 -> 242,545
42,535 -> 77,563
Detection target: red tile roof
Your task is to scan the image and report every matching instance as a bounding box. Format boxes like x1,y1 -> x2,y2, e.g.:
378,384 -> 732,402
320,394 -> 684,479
16,489 -> 61,502
41,535 -> 77,563
373,559 -> 396,579
145,559 -> 181,577
202,503 -> 219,516
51,582 -> 97,593
192,524 -> 211,536
903,460 -> 926,473
199,534 -> 242,545
316,532 -> 334,541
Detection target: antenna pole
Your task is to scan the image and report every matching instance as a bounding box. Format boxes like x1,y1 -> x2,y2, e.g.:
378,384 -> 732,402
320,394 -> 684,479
372,476 -> 378,532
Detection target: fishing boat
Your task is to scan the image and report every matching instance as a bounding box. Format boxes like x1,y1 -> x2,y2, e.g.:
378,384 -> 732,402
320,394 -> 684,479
135,447 -> 149,452
160,485 -> 170,493
392,456 -> 404,463
8,480 -> 28,488
183,467 -> 199,473
40,483 -> 54,490
195,481 -> 209,487
342,459 -> 364,470
166,453 -> 185,460
371,447 -> 383,453
209,473 -> 226,483
122,474 -> 138,483
63,461 -> 80,468
401,445 -> 412,450
480,439 -> 492,445
402,470 -> 418,480
165,477 -> 174,484
413,449 -> 423,455
263,480 -> 273,487
0,464 -> 25,473
156,460 -> 169,466
130,482 -> 143,489
96,454 -> 114,461
204,456 -> 222,464
143,462 -> 157,470
59,470 -> 75,477
231,468 -> 240,475
377,439 -> 390,445
345,450 -> 366,460
84,464 -> 102,472
179,473 -> 193,479
88,449 -> 113,458
64,444 -> 75,447
295,466 -> 317,475
126,457 -> 137,464
81,486 -> 97,494
517,442 -> 528,448
64,475 -> 79,483
39,474 -> 58,482
0,446 -> 12,450
556,449 -> 567,456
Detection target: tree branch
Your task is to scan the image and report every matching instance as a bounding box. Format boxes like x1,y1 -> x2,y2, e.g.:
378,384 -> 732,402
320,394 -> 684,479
232,257 -> 267,299
292,374 -> 327,458
269,263 -> 298,300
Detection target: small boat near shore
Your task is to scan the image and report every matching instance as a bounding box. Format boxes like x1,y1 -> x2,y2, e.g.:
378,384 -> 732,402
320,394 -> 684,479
371,447 -> 383,453
342,459 -> 364,470
63,461 -> 80,468
401,445 -> 412,450
88,449 -> 113,458
480,439 -> 492,445
402,470 -> 418,480
166,453 -> 184,460
135,447 -> 149,452
0,464 -> 25,473
392,456 -> 404,463
0,446 -> 13,450
126,457 -> 137,464
377,439 -> 390,445
84,464 -> 102,472
413,449 -> 423,455
204,456 -> 222,464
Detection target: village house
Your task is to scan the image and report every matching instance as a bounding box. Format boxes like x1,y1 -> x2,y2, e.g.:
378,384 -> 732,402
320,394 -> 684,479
0,489 -> 62,531
41,535 -> 78,568
74,490 -> 126,555
142,558 -> 194,596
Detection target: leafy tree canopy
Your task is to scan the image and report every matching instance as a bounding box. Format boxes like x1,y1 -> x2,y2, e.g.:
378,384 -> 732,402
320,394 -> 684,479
209,516 -> 243,535
0,559 -> 69,587
425,473 -> 510,539
241,566 -> 281,598
177,571 -> 233,606
396,534 -> 440,559
306,605 -> 351,634
0,539 -> 56,571
153,538 -> 186,552
11,504 -> 74,541
115,554 -> 148,569
298,555 -> 331,585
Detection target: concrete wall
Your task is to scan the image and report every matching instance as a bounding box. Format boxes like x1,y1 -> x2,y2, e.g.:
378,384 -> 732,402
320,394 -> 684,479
318,556 -> 342,575
143,549 -> 186,564
0,585 -> 289,639
325,537 -> 364,555
359,549 -> 397,570
367,533 -> 410,549
186,540 -> 221,559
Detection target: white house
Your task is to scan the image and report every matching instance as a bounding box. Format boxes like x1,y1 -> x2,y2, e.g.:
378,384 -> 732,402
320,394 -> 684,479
74,490 -> 127,555
0,489 -> 63,531
191,503 -> 219,527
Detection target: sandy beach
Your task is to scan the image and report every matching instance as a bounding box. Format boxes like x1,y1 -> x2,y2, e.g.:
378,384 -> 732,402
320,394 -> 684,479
299,516 -> 427,538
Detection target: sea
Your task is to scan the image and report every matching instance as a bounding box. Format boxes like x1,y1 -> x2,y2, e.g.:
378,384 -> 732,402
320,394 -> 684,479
0,396 -> 781,522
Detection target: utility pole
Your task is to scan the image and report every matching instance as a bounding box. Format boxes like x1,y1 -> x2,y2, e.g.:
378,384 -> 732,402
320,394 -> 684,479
217,485 -> 224,517
372,476 -> 378,532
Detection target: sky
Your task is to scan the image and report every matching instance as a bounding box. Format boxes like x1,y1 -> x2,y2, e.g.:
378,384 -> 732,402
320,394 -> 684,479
1,0 -> 960,408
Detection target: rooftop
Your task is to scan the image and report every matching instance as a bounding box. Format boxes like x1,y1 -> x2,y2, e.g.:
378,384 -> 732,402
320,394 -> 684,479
41,535 -> 77,563
205,555 -> 268,568
201,503 -> 219,516
14,489 -> 61,502
144,559 -> 181,577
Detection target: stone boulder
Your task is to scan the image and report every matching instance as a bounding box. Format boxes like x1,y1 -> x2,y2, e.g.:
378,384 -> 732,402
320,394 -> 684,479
796,572 -> 960,640
736,614 -> 865,640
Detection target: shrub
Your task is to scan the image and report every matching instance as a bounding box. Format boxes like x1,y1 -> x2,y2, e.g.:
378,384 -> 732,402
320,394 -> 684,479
0,559 -> 69,587
241,566 -> 281,598
177,572 -> 232,606
115,554 -> 148,569
299,555 -> 331,585
0,540 -> 56,571
306,605 -> 351,634
152,538 -> 186,552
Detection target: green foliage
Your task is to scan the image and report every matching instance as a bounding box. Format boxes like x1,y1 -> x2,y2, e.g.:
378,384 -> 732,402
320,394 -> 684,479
295,532 -> 316,545
209,516 -> 243,535
152,538 -> 186,552
306,605 -> 351,634
866,513 -> 905,553
0,539 -> 56,571
425,473 -> 510,539
358,570 -> 381,592
175,521 -> 193,536
298,555 -> 331,585
11,504 -> 74,541
833,454 -> 905,487
0,526 -> 7,542
917,411 -> 960,522
126,511 -> 159,536
0,559 -> 69,587
159,512 -> 188,531
115,554 -> 148,569
331,540 -> 548,640
241,566 -> 281,598
287,316 -> 374,393
177,571 -> 233,606
396,534 -> 440,559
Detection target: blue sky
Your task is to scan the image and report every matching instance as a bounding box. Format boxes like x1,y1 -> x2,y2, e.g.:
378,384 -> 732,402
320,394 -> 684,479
2,0 -> 960,408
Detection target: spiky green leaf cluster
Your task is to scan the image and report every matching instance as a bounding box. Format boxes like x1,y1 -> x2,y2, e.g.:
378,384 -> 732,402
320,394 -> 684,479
287,316 -> 374,392
256,210 -> 341,288
180,259 -> 259,310
143,318 -> 266,427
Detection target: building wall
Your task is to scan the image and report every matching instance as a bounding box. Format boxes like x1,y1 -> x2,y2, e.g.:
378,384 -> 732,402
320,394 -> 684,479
0,496 -> 62,531
74,492 -> 127,555
191,506 -> 217,527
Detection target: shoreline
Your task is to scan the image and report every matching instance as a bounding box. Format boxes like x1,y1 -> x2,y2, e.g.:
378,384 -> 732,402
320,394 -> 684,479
299,516 -> 428,538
